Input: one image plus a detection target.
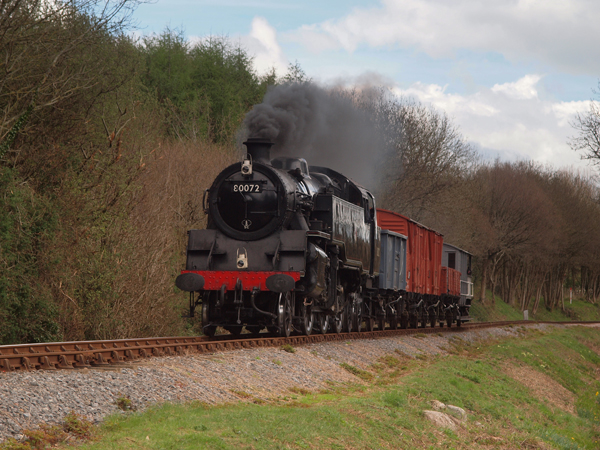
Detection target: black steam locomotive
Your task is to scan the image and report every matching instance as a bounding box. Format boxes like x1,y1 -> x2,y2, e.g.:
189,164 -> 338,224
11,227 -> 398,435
176,138 -> 472,337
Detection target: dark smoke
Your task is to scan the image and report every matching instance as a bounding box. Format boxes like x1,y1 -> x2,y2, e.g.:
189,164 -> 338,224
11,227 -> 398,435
242,83 -> 393,189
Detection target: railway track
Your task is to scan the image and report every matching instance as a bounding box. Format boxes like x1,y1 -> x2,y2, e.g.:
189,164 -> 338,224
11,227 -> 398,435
1,321 -> 596,372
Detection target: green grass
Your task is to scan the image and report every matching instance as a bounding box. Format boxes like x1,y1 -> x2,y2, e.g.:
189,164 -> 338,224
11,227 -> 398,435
469,288 -> 600,323
339,363 -> 374,381
565,300 -> 600,321
46,326 -> 600,450
469,292 -> 525,322
280,344 -> 296,354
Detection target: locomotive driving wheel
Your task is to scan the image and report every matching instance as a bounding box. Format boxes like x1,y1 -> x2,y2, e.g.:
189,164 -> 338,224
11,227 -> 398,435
352,300 -> 363,332
300,302 -> 314,336
277,292 -> 293,338
343,301 -> 353,333
332,295 -> 344,334
317,312 -> 329,334
201,302 -> 216,337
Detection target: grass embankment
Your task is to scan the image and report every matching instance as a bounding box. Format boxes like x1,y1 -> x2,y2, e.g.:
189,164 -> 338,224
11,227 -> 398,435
11,325 -> 594,450
469,293 -> 600,323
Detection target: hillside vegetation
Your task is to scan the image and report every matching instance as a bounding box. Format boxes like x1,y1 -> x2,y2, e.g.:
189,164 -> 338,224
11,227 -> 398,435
2,0 -> 600,344
470,292 -> 600,323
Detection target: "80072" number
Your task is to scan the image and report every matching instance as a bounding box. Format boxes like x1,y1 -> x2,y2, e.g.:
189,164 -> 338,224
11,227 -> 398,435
232,183 -> 262,193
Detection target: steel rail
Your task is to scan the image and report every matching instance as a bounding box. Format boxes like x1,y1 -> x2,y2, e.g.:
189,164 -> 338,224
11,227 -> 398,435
1,320 -> 597,372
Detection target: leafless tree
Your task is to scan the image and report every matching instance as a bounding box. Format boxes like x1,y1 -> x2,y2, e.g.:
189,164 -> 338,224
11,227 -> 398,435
541,171 -> 600,309
570,81 -> 600,166
468,162 -> 556,305
361,93 -> 477,221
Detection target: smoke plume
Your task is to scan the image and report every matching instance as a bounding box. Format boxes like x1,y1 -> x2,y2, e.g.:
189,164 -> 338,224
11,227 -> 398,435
242,83 -> 393,189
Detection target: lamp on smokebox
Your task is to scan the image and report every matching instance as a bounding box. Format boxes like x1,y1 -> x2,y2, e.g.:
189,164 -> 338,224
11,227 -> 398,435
241,154 -> 252,176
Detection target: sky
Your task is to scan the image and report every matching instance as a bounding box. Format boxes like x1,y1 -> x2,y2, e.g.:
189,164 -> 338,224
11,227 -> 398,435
132,0 -> 600,172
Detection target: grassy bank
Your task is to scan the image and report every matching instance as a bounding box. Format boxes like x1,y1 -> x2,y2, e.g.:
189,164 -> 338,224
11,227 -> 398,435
10,325 -> 592,450
469,292 -> 600,323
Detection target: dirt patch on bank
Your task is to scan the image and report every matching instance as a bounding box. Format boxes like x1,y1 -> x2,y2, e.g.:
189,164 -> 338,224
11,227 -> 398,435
503,363 -> 575,414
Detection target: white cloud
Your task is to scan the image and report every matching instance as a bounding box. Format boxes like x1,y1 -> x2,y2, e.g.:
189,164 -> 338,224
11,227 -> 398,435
491,75 -> 542,100
394,83 -> 499,117
549,100 -> 590,127
392,74 -> 592,169
187,17 -> 287,76
241,17 -> 288,75
288,0 -> 600,75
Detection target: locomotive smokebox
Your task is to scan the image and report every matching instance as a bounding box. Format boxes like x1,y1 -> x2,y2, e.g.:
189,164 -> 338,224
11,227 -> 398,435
243,137 -> 274,164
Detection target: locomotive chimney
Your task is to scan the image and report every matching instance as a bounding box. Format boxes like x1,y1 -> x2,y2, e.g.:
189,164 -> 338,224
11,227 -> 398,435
243,137 -> 274,164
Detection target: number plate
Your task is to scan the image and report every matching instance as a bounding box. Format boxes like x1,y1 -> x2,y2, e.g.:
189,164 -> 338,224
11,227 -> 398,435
231,182 -> 262,193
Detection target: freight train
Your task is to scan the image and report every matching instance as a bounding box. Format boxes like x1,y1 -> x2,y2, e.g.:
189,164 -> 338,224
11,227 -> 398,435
175,138 -> 473,337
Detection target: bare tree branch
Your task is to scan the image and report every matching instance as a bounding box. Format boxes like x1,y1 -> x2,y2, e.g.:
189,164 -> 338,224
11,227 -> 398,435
570,81 -> 600,166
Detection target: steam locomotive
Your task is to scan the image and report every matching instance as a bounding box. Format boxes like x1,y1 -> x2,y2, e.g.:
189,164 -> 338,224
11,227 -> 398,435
175,138 -> 472,337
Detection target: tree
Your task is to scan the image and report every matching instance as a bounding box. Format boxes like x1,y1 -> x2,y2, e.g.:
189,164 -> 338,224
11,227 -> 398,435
371,95 -> 476,222
282,61 -> 311,84
541,171 -> 600,307
570,81 -> 600,166
141,31 -> 267,143
467,162 -> 556,306
0,0 -> 150,344
0,0 -> 140,159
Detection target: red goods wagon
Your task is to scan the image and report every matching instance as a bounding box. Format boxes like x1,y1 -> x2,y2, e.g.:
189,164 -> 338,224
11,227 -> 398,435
376,209 -> 443,297
441,267 -> 461,297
